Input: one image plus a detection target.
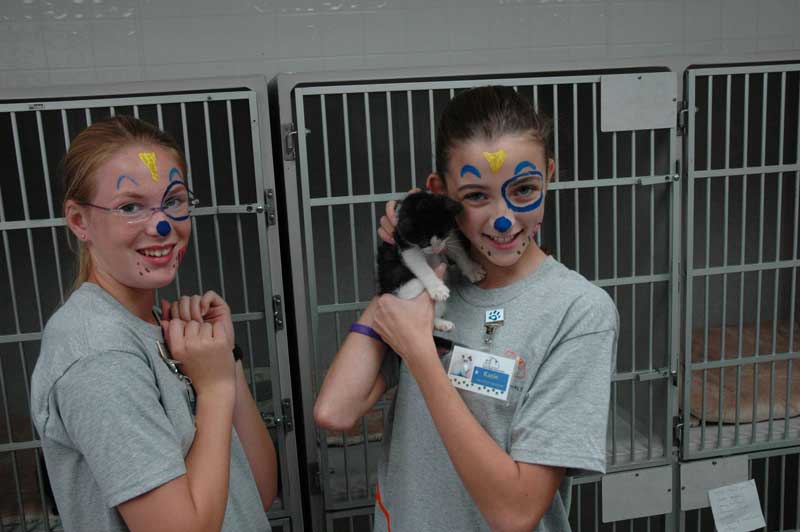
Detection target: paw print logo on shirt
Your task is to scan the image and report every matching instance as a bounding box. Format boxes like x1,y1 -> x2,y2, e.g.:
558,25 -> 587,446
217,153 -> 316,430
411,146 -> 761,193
485,309 -> 504,324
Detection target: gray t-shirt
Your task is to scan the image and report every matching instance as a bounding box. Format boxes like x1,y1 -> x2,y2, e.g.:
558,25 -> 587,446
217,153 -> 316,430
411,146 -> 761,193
377,257 -> 618,532
30,283 -> 270,532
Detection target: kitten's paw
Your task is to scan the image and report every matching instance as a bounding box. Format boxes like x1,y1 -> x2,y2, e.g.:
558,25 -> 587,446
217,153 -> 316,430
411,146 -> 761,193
434,319 -> 455,332
462,263 -> 486,283
427,284 -> 450,301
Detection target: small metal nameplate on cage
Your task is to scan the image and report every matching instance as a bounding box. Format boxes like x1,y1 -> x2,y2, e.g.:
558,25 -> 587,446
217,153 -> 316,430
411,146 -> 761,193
447,345 -> 515,401
483,308 -> 504,345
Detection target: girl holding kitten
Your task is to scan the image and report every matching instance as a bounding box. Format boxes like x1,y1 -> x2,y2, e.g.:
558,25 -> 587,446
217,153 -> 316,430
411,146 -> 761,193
315,86 -> 618,532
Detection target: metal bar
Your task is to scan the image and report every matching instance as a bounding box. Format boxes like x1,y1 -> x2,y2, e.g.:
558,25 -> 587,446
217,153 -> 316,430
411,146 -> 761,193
85,107 -> 92,125
0,91 -> 254,113
684,72 -> 698,456
649,129 -> 655,458
320,97 -> 339,313
554,87 -> 561,259
407,90 -> 416,185
751,74 -> 769,443
690,259 -> 800,276
181,102 -> 203,294
630,129 -> 636,461
787,86 -> 800,440
386,91 -> 396,193
573,83 -> 580,273
734,72 -> 750,444
700,75 -> 713,450
342,95 -> 359,303
717,74 -> 732,448
364,94 -> 378,259
293,75 -> 605,98
202,101 -> 226,299
692,162 -> 800,178
429,89 -> 435,171
36,111 -> 65,304
688,351 -> 800,370
779,454 -> 786,530
593,84 -> 599,281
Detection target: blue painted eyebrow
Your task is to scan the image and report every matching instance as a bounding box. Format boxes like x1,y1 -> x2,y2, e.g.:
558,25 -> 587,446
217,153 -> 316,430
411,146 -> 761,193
115,174 -> 139,190
460,164 -> 481,179
168,167 -> 182,182
514,161 -> 539,176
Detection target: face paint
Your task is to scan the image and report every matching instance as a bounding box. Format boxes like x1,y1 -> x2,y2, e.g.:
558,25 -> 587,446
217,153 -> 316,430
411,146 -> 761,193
138,152 -> 159,182
483,149 -> 507,173
156,220 -> 171,237
460,164 -> 481,179
168,167 -> 181,182
500,160 -> 544,212
116,174 -> 139,190
494,216 -> 512,233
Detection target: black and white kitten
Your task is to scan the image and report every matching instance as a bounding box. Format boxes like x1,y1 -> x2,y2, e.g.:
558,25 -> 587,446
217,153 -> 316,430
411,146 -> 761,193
377,191 -> 485,331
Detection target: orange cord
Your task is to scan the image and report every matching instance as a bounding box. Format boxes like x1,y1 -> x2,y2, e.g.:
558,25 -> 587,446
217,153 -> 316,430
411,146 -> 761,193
375,482 -> 391,532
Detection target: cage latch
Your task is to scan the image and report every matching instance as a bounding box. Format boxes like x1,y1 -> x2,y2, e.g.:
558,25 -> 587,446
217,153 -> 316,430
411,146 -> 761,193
272,295 -> 284,331
261,398 -> 294,432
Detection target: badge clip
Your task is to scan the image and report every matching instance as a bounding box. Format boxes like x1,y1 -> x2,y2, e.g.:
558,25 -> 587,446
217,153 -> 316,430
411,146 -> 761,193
483,308 -> 504,345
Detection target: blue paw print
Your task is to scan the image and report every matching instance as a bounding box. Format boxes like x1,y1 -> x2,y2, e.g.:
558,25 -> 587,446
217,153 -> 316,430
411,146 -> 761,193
488,310 -> 502,321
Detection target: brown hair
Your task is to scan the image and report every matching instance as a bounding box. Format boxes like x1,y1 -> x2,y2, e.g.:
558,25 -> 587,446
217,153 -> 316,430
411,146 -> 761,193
435,85 -> 553,179
63,115 -> 186,291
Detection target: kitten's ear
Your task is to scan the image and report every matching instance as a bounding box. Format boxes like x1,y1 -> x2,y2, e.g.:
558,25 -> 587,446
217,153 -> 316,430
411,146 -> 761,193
443,196 -> 463,216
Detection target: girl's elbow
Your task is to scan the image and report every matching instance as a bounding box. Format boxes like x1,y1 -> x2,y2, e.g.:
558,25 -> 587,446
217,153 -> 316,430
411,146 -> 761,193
487,506 -> 542,532
313,400 -> 357,432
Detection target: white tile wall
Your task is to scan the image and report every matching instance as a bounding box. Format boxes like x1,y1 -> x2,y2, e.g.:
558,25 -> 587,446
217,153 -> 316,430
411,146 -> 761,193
0,0 -> 799,89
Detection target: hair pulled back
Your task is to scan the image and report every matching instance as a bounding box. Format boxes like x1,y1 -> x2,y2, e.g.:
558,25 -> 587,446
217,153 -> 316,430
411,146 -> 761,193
435,85 -> 553,178
62,115 -> 186,291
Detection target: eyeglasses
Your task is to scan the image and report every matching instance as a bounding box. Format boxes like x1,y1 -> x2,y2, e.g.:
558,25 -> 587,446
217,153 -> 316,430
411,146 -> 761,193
82,180 -> 198,224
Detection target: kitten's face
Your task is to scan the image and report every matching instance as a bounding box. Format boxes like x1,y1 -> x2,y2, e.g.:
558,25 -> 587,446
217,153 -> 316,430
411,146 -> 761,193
396,192 -> 463,251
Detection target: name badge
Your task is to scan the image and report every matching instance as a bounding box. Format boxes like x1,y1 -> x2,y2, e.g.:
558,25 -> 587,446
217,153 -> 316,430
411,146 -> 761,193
447,345 -> 516,401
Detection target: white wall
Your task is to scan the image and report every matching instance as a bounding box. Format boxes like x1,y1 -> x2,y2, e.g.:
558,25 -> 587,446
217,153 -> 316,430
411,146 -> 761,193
0,0 -> 798,89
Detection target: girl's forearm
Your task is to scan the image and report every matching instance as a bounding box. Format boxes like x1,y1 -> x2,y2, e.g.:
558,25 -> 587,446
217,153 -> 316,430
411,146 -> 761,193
232,362 -> 278,510
183,384 -> 236,532
314,298 -> 388,431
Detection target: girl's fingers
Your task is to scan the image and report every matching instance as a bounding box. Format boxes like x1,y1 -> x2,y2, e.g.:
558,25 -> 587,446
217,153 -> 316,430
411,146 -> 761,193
178,297 -> 192,321
167,319 -> 187,355
378,226 -> 395,245
160,299 -> 171,321
199,321 -> 213,339
190,295 -> 203,322
384,200 -> 398,225
185,319 -> 201,338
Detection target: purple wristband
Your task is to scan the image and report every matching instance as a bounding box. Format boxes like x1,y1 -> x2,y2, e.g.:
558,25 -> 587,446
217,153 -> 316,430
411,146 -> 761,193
348,323 -> 384,343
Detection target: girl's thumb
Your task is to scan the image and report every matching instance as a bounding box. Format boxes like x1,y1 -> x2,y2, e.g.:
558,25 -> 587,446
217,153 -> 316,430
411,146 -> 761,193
435,263 -> 447,279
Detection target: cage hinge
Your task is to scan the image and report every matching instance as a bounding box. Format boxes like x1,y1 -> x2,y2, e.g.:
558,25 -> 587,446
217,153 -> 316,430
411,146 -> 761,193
672,415 -> 683,449
282,122 -> 297,161
272,295 -> 284,331
677,100 -> 688,136
309,462 -> 323,494
264,188 -> 276,226
260,398 -> 294,432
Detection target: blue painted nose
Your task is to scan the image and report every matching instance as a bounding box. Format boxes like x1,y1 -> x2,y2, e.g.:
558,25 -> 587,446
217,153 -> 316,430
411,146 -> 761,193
156,220 -> 172,237
494,216 -> 512,233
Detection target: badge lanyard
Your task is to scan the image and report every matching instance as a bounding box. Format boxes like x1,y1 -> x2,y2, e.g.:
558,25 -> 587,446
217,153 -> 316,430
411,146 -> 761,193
156,340 -> 196,414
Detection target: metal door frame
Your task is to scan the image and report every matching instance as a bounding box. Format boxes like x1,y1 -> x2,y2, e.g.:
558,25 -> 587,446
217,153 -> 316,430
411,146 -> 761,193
273,66 -> 682,530
682,61 -> 800,461
0,76 -> 304,531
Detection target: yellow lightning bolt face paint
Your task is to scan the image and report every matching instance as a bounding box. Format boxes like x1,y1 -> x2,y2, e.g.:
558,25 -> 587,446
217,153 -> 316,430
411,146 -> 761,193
138,152 -> 159,182
482,149 -> 506,173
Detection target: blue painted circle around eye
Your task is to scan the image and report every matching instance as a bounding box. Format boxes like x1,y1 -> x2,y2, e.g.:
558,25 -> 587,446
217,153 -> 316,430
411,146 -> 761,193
500,172 -> 544,213
494,216 -> 512,233
156,220 -> 172,236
